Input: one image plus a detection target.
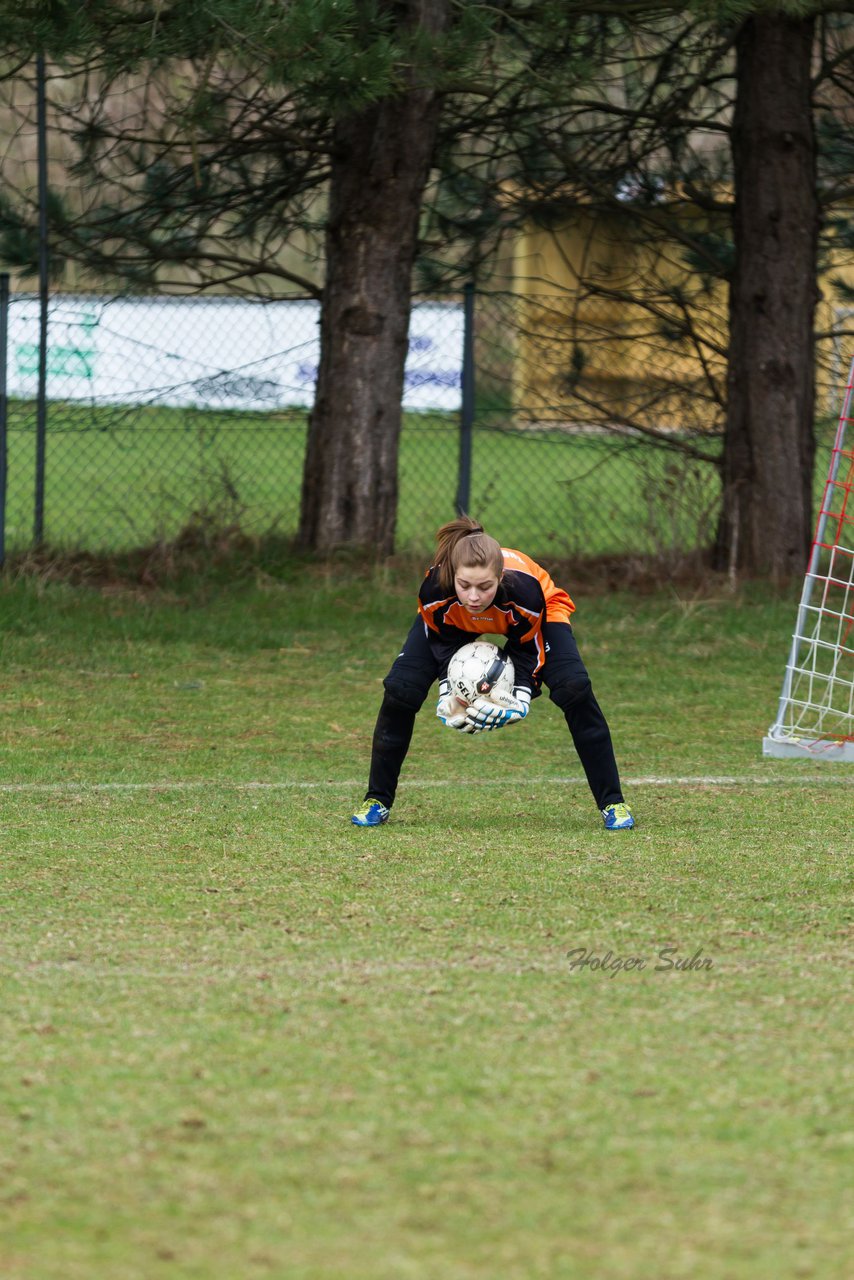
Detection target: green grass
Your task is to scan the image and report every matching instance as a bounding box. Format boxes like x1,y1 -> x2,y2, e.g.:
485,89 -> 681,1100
1,559 -> 852,1279
0,400 -> 766,560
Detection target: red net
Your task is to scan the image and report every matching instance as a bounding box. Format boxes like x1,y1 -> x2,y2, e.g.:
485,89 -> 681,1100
767,358 -> 854,751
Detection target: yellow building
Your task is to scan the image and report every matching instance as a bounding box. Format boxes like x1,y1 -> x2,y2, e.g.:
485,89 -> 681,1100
503,197 -> 853,432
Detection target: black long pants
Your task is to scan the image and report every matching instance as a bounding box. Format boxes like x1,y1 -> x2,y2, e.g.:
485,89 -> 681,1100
364,617 -> 625,811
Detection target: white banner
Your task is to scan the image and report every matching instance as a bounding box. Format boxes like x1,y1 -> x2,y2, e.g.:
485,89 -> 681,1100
7,295 -> 463,412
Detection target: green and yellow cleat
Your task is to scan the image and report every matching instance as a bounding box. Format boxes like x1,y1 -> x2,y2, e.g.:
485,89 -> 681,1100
601,802 -> 635,830
351,798 -> 390,827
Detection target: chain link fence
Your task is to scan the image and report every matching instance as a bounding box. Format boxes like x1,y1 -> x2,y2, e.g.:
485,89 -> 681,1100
0,291 -> 462,557
458,291 -> 726,564
0,286 -> 840,564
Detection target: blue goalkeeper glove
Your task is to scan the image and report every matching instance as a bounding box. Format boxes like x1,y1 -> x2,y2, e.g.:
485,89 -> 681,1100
436,679 -> 474,731
464,688 -> 530,731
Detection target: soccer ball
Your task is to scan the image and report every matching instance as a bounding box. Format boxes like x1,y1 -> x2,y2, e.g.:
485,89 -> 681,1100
447,640 -> 515,707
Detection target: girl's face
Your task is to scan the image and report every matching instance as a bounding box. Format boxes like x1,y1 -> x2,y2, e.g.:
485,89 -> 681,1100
454,563 -> 501,613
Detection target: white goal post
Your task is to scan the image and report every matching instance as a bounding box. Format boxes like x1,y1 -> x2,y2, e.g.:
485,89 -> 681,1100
763,355 -> 854,762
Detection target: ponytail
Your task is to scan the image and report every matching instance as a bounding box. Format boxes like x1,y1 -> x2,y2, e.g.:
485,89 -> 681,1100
433,515 -> 503,592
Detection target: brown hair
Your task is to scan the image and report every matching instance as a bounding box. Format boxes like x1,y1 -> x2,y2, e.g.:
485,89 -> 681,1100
433,515 -> 503,592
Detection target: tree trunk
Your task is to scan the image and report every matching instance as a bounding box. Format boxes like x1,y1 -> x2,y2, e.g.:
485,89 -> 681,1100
714,14 -> 819,581
298,0 -> 449,555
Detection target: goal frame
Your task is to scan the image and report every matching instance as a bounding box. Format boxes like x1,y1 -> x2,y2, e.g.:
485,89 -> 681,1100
763,355 -> 854,762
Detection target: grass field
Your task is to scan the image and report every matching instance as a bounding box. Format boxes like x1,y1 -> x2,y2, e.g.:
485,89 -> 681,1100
0,399 -> 754,560
1,552 -> 852,1279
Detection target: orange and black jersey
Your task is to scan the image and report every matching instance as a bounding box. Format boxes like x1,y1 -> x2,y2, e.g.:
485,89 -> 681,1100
418,547 -> 575,693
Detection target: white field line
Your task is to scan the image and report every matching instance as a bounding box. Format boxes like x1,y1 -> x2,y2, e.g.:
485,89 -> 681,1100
0,774 -> 851,795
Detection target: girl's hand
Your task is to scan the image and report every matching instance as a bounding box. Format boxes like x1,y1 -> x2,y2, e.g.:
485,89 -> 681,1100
436,680 -> 472,731
464,689 -> 529,731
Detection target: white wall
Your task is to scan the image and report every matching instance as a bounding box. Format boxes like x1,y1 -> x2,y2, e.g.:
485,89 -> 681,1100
7,295 -> 463,412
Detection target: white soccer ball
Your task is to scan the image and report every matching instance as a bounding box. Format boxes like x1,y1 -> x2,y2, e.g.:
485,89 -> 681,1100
447,640 -> 515,707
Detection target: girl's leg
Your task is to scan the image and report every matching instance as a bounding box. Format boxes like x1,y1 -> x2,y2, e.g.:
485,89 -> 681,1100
541,621 -> 625,810
363,618 -> 438,809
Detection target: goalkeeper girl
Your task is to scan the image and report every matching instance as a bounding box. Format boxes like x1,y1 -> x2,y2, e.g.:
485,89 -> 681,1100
351,515 -> 634,831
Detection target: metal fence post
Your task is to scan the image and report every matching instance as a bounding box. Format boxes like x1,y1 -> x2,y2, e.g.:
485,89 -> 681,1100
0,273 -> 9,568
34,52 -> 49,547
455,281 -> 475,516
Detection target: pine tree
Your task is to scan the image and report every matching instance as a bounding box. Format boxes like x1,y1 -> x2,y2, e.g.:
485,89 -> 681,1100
438,3 -> 852,580
0,1 -> 506,554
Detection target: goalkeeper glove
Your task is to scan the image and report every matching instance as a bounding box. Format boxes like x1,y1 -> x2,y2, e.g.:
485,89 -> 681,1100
464,687 -> 530,732
436,679 -> 473,731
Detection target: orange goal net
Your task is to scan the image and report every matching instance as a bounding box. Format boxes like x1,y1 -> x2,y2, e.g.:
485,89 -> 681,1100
763,356 -> 854,761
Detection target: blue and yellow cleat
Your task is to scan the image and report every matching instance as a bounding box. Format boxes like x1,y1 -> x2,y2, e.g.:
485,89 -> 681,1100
602,802 -> 635,831
351,798 -> 390,827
